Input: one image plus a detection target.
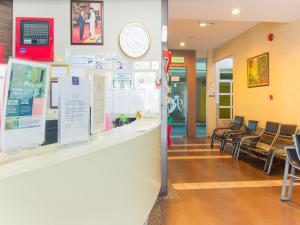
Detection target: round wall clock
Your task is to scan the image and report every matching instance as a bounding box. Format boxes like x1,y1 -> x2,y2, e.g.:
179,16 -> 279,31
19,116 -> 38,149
119,23 -> 151,58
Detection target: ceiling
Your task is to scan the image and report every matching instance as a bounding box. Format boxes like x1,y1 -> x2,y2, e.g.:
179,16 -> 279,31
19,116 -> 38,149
168,20 -> 256,51
169,0 -> 300,22
168,0 -> 300,51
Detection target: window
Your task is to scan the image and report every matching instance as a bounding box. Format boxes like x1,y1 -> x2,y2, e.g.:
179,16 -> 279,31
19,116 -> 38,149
217,69 -> 233,119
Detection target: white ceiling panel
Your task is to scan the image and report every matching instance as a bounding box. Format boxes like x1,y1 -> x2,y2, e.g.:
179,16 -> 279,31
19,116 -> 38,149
169,0 -> 300,22
168,19 -> 256,51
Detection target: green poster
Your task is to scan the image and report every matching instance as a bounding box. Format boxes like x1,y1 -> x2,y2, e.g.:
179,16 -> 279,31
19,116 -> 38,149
5,62 -> 47,130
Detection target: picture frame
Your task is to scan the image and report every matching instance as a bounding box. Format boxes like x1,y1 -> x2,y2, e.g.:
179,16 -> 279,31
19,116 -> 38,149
247,52 -> 269,88
71,0 -> 104,45
50,64 -> 70,80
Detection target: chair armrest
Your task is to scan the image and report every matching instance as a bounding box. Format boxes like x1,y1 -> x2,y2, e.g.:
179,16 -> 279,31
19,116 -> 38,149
239,135 -> 261,146
226,130 -> 245,139
215,127 -> 231,132
272,145 -> 294,150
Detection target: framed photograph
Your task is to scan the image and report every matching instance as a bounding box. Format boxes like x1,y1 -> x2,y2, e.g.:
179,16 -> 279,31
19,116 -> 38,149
71,0 -> 104,45
247,52 -> 269,88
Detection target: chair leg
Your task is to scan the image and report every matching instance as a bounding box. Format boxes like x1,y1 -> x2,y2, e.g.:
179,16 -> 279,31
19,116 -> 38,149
281,159 -> 291,201
211,130 -> 216,148
287,167 -> 296,200
264,151 -> 275,175
235,143 -> 241,159
220,139 -> 226,152
231,143 -> 236,158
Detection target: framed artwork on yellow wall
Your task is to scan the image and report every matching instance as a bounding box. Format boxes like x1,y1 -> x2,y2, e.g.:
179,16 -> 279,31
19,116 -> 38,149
247,52 -> 269,88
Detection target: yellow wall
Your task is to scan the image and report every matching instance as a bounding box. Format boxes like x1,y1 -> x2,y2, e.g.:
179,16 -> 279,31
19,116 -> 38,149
213,21 -> 300,128
206,51 -> 217,136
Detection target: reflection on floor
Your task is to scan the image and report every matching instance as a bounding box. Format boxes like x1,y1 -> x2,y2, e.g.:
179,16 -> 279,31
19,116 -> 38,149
171,124 -> 206,137
149,137 -> 300,225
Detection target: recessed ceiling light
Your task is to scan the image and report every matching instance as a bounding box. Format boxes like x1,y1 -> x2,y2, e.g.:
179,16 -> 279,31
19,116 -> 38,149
179,42 -> 186,47
199,21 -> 215,27
199,22 -> 208,27
232,8 -> 240,15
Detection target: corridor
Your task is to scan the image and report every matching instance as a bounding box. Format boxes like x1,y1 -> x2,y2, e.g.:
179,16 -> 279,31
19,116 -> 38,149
150,138 -> 300,225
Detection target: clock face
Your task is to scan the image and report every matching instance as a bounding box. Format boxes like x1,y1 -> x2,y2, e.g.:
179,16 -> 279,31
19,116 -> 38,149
119,23 -> 151,58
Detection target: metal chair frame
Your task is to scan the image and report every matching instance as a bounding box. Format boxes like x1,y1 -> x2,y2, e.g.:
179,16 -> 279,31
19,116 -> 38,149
281,141 -> 300,201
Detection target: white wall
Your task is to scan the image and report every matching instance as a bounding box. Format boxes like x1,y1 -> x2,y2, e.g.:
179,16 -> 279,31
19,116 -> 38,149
13,0 -> 161,63
13,0 -> 162,120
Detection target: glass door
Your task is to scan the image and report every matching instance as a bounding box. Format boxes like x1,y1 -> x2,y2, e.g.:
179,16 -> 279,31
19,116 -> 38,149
169,67 -> 187,137
217,69 -> 233,120
196,59 -> 207,137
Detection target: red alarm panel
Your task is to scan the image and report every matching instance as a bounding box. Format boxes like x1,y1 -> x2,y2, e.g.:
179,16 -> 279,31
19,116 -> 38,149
16,17 -> 54,61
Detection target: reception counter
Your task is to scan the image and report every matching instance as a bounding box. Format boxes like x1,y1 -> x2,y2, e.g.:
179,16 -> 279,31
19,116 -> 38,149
0,117 -> 162,225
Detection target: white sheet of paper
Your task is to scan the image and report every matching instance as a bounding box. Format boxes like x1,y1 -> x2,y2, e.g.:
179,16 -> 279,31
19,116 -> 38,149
134,61 -> 151,70
134,72 -> 156,89
59,76 -> 90,145
70,67 -> 86,78
51,82 -> 59,107
129,90 -> 145,114
113,90 -> 129,114
91,73 -> 106,134
112,73 -> 133,89
51,66 -> 68,79
72,56 -> 95,67
105,89 -> 114,113
95,59 -> 113,70
151,61 -> 160,70
145,88 -> 160,113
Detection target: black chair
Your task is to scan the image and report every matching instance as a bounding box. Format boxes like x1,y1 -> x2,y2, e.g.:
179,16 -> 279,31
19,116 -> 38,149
220,120 -> 259,154
210,116 -> 244,148
281,134 -> 300,201
235,121 -> 280,166
264,124 -> 297,175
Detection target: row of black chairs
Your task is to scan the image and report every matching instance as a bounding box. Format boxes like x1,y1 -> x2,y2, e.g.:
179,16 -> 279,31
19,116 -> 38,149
211,116 -> 297,175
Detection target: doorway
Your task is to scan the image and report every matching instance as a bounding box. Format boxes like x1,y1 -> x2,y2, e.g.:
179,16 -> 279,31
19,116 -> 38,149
169,67 -> 187,137
216,57 -> 233,125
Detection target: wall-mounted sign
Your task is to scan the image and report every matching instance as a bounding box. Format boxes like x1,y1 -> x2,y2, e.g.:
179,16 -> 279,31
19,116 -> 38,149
112,73 -> 133,89
15,17 -> 54,61
171,57 -> 185,64
171,76 -> 180,82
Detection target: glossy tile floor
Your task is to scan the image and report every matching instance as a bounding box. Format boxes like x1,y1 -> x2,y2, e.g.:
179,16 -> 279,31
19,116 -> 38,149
150,137 -> 300,225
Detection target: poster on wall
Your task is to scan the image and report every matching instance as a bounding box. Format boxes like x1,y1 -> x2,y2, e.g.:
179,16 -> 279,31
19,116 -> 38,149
71,0 -> 104,45
247,52 -> 269,88
59,76 -> 90,145
1,59 -> 49,152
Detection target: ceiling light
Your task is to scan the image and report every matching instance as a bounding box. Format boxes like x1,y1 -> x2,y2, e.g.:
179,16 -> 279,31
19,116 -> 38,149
179,42 -> 186,47
199,22 -> 208,27
199,21 -> 215,27
232,8 -> 240,15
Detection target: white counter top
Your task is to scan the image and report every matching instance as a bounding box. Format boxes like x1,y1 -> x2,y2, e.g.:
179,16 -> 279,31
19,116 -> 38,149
0,117 -> 160,180
0,117 -> 162,225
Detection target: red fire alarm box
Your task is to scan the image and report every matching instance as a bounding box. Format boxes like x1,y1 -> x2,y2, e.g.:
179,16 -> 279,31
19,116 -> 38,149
16,17 -> 54,61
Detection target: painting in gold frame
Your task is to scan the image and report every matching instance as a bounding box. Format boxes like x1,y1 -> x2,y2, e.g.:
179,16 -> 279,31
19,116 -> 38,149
247,52 -> 269,88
